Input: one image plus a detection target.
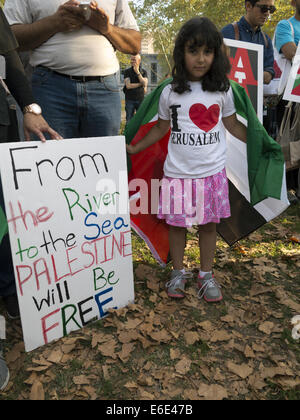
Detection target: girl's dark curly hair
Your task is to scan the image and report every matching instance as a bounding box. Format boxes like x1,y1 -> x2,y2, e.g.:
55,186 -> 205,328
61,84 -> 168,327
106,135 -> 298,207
172,17 -> 231,94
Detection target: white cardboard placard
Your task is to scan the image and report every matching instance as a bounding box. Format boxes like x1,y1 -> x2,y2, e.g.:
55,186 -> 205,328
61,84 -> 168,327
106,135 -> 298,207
0,136 -> 134,352
224,38 -> 264,122
283,43 -> 300,103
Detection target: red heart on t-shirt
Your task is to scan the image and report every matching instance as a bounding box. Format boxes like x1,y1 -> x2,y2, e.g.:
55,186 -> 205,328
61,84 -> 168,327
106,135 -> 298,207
189,103 -> 220,132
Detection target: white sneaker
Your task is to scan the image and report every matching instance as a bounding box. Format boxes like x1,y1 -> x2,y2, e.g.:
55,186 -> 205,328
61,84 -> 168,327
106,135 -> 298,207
197,273 -> 223,302
166,270 -> 192,298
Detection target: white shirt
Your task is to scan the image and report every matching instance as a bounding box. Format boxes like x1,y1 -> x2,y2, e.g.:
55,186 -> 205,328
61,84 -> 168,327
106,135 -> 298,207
4,0 -> 139,76
158,82 -> 236,178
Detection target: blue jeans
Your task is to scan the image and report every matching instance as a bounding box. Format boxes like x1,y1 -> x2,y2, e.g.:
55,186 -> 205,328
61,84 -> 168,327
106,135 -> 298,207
125,99 -> 143,124
32,67 -> 121,138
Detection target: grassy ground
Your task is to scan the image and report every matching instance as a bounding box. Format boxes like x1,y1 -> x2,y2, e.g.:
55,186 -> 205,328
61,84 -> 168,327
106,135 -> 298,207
0,202 -> 299,400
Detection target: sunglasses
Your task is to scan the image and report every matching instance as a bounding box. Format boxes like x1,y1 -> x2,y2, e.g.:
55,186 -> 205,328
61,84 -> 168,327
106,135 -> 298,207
255,4 -> 276,14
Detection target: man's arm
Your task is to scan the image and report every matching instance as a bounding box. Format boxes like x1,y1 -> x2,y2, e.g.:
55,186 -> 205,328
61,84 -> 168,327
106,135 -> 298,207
275,20 -> 296,61
263,35 -> 275,85
106,27 -> 141,55
87,2 -> 141,55
10,1 -> 86,51
4,49 -> 62,141
136,71 -> 148,89
124,77 -> 142,90
142,75 -> 148,93
281,42 -> 297,61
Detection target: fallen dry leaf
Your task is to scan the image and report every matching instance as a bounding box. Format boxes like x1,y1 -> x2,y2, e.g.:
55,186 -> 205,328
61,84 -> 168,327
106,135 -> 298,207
197,321 -> 213,331
139,390 -> 155,400
118,330 -> 139,343
175,358 -> 192,375
170,348 -> 181,360
227,361 -> 253,379
83,386 -> 97,400
210,330 -> 231,343
149,330 -> 172,343
137,373 -> 154,387
124,318 -> 144,330
61,343 -> 76,354
6,342 -> 24,363
244,345 -> 255,359
98,339 -> 117,358
147,277 -> 160,293
117,343 -> 135,363
258,321 -> 275,335
248,373 -> 267,391
124,381 -> 139,390
73,375 -> 90,385
102,365 -> 110,380
30,380 -> 45,400
275,288 -> 300,312
47,349 -> 63,364
198,384 -> 228,400
184,331 -> 200,345
260,366 -> 294,380
183,389 -> 199,399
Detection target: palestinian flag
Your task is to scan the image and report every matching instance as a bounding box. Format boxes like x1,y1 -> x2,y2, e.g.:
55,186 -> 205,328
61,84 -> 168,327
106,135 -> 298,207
125,79 -> 289,265
291,65 -> 300,96
0,204 -> 7,245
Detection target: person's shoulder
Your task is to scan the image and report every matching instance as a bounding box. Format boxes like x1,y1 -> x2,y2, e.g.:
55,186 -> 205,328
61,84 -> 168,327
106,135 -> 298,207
221,23 -> 235,38
276,19 -> 294,32
160,83 -> 173,99
124,67 -> 131,76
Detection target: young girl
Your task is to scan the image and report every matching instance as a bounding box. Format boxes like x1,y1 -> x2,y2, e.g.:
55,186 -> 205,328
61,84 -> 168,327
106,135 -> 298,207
127,17 -> 247,303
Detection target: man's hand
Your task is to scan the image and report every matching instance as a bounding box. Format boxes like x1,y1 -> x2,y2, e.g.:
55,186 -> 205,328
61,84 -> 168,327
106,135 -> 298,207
131,55 -> 141,74
87,1 -> 111,35
54,0 -> 86,33
264,71 -> 273,85
23,114 -> 63,142
83,0 -> 141,54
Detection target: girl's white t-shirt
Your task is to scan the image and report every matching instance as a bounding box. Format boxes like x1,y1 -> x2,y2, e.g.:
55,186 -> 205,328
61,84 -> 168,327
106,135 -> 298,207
158,82 -> 236,178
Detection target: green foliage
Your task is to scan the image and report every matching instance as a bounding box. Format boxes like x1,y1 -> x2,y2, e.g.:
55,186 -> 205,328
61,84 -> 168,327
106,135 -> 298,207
202,0 -> 294,35
133,0 -> 295,61
116,51 -> 131,70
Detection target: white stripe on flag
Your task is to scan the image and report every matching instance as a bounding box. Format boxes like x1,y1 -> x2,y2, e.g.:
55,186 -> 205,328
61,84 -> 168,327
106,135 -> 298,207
226,132 -> 289,222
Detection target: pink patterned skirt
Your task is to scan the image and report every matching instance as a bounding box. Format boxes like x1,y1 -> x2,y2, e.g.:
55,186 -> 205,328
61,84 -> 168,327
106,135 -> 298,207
157,168 -> 231,228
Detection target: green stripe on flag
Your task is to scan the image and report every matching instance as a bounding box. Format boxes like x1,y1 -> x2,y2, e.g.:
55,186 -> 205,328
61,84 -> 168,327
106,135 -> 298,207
125,78 -> 172,145
293,75 -> 300,89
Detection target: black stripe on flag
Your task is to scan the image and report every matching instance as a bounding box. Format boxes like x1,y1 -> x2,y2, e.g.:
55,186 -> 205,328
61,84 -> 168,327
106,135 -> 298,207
217,180 -> 266,246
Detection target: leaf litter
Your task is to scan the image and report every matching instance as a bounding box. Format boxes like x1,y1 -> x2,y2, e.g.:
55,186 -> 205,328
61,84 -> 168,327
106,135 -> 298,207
0,206 -> 300,400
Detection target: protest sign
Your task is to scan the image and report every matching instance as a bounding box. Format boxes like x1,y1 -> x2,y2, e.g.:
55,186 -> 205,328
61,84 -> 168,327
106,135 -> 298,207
283,43 -> 300,103
224,38 -> 264,122
0,137 -> 134,352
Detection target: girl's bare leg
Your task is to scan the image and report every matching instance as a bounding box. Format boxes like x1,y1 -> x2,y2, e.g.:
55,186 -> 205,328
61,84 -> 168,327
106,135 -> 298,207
169,225 -> 187,270
198,223 -> 217,272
